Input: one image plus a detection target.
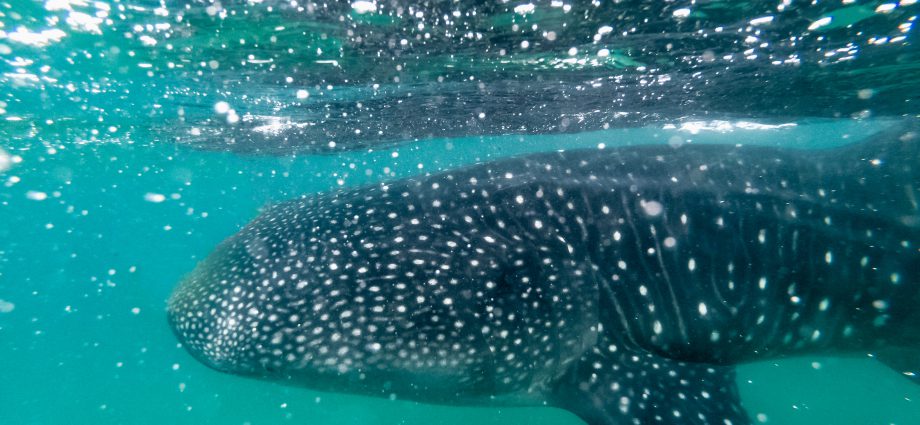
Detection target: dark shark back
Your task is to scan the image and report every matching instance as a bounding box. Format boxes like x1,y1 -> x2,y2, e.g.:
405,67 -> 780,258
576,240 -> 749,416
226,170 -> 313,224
817,118 -> 920,227
828,119 -> 920,381
545,120 -> 920,425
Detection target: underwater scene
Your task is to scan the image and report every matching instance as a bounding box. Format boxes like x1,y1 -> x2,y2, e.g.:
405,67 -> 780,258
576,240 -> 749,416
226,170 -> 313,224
1,0 -> 919,424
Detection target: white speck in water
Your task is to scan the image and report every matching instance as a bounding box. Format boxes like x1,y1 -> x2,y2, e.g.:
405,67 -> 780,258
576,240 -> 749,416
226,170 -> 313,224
296,89 -> 309,99
0,299 -> 14,313
214,101 -> 230,114
0,148 -> 11,172
672,8 -> 691,18
808,17 -> 832,31
875,3 -> 897,13
350,1 -> 377,14
138,35 -> 157,46
514,3 -> 535,15
26,191 -> 47,201
144,193 -> 166,203
857,89 -> 875,100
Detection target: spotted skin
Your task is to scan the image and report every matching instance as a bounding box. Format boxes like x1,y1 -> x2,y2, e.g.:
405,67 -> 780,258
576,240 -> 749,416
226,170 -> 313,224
169,126 -> 919,424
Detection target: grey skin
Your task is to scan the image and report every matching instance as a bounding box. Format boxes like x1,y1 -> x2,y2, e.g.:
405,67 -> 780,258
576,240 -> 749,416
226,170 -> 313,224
168,122 -> 920,425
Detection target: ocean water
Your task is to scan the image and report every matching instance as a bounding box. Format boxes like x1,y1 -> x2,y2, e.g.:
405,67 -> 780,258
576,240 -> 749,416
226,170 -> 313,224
1,1 -> 919,424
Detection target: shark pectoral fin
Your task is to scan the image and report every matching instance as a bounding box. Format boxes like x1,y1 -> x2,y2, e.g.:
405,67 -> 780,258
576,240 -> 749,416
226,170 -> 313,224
549,347 -> 750,425
876,347 -> 920,384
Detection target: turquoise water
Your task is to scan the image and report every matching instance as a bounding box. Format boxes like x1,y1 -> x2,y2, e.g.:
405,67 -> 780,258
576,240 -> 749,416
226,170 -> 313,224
2,0 -> 920,424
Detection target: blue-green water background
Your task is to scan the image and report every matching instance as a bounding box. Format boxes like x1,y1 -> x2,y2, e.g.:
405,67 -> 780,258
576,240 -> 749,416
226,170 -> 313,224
2,0 -> 920,423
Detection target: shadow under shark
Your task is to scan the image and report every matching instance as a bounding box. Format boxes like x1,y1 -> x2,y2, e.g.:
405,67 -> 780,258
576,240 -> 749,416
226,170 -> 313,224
168,121 -> 919,425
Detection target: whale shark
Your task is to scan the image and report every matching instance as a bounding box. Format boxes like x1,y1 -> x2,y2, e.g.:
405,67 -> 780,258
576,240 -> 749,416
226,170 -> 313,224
168,121 -> 919,425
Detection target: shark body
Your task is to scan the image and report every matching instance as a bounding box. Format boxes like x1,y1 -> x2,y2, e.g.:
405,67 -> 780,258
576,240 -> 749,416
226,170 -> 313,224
169,123 -> 919,424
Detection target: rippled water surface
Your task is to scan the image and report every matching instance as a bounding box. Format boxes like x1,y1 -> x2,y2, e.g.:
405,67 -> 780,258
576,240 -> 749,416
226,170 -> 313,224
1,0 -> 919,424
